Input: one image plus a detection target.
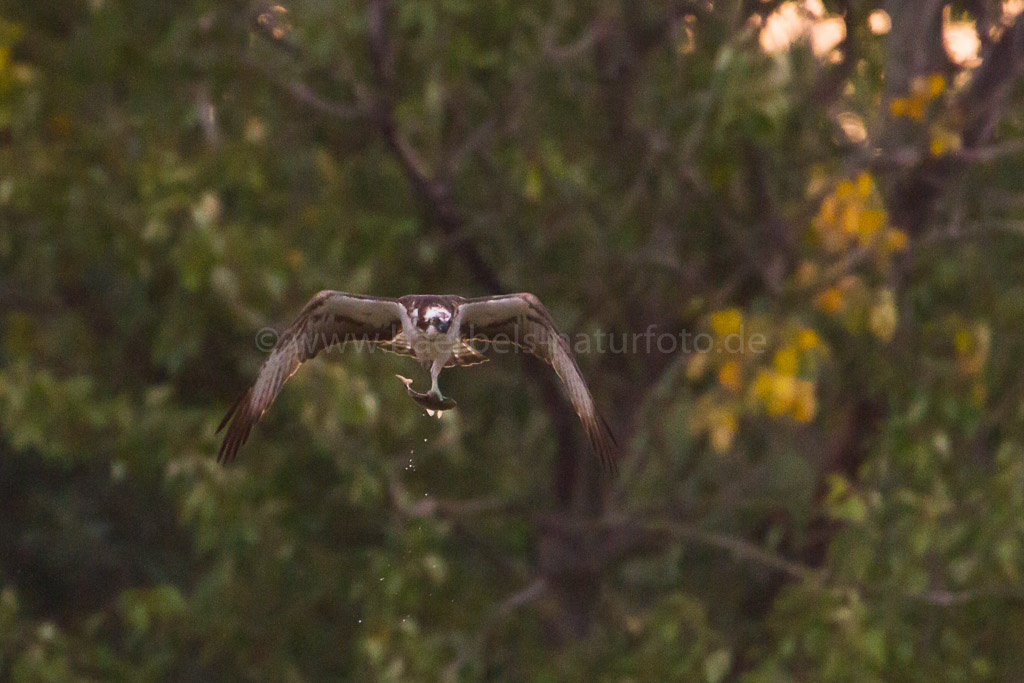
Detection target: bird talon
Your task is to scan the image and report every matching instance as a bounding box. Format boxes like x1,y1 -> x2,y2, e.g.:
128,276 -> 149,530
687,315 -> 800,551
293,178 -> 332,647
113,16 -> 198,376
395,375 -> 457,413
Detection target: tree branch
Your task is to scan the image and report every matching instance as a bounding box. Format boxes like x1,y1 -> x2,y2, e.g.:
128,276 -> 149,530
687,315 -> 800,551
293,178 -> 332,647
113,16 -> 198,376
242,57 -> 367,122
962,14 -> 1024,147
442,578 -> 549,681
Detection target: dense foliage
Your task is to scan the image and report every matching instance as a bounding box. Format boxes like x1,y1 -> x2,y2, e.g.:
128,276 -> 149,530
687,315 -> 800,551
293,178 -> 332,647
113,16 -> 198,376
3,0 -> 1024,680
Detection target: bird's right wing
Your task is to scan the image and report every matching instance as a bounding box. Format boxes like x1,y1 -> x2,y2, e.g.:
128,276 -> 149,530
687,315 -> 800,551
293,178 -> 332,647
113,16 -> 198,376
457,293 -> 618,472
217,291 -> 407,463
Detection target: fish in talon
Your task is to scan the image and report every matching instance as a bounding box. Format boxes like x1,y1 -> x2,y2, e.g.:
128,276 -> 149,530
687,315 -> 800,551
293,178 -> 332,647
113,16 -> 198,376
396,375 -> 457,413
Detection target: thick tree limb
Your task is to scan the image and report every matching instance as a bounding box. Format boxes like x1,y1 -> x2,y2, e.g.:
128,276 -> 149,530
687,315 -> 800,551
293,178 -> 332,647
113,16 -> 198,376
888,11 -> 1024,235
962,16 -> 1024,146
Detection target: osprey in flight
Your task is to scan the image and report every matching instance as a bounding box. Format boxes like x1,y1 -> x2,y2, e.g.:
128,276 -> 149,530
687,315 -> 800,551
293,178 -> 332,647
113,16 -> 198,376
217,292 -> 618,471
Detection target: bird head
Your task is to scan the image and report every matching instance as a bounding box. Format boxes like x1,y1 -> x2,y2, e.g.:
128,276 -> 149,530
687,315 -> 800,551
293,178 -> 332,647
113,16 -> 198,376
427,310 -> 452,336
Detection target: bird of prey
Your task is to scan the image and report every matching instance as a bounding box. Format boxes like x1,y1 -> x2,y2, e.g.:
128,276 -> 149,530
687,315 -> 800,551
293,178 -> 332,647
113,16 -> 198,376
217,292 -> 618,471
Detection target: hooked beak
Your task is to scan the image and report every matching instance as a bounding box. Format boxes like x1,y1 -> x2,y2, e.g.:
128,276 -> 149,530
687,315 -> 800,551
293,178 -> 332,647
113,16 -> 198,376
430,318 -> 451,334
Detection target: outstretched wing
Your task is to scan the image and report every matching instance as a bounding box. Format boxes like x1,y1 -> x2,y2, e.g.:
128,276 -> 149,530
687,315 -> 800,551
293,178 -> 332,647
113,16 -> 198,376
456,293 -> 618,472
217,291 -> 407,463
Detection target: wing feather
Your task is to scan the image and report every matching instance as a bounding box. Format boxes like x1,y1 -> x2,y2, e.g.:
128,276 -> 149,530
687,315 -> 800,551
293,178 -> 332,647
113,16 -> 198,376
446,340 -> 490,367
458,293 -> 618,472
217,291 -> 406,463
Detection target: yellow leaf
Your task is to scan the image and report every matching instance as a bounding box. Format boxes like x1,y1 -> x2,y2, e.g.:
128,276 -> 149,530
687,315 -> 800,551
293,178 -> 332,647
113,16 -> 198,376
869,289 -> 898,342
710,412 -> 738,453
818,194 -> 838,225
840,204 -> 862,235
836,179 -> 856,199
953,329 -> 973,354
796,328 -> 822,351
884,229 -> 908,252
858,209 -> 886,239
815,287 -> 845,314
928,127 -> 961,157
717,361 -> 742,392
751,369 -> 775,402
957,323 -> 991,375
752,369 -> 799,416
773,346 -> 799,376
855,172 -> 873,197
792,380 -> 817,422
926,73 -> 946,97
906,95 -> 926,120
709,308 -> 743,338
766,374 -> 796,416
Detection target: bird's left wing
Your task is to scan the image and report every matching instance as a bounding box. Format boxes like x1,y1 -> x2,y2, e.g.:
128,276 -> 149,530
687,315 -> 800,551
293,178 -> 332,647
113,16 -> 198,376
456,293 -> 618,472
217,291 -> 407,463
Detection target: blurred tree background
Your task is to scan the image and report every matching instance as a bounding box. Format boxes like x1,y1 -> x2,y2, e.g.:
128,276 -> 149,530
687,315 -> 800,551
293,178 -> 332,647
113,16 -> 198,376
3,0 -> 1024,679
